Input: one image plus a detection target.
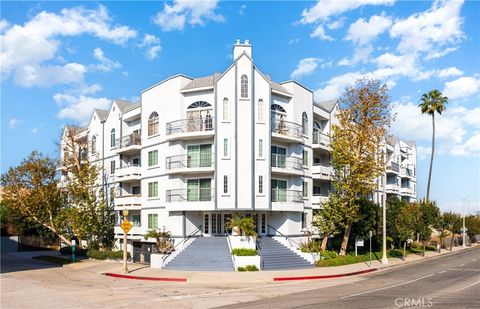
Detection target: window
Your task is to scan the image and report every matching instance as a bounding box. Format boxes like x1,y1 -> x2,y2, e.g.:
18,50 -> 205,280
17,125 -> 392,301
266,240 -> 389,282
261,214 -> 266,234
187,144 -> 212,168
257,99 -> 264,122
91,136 -> 96,154
223,138 -> 229,157
223,98 -> 229,121
187,179 -> 211,201
148,214 -> 158,229
132,214 -> 140,227
241,74 -> 248,98
148,182 -> 158,198
303,150 -> 308,166
302,213 -> 307,229
110,129 -> 115,147
303,181 -> 308,197
258,175 -> 263,194
148,112 -> 159,136
204,214 -> 209,234
271,104 -> 286,113
148,150 -> 158,167
110,160 -> 116,174
302,112 -> 308,135
271,146 -> 287,168
223,175 -> 228,194
187,101 -> 212,109
258,139 -> 263,158
271,179 -> 287,202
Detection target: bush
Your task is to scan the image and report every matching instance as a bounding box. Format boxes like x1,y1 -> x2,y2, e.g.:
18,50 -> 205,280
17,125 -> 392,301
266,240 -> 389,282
299,240 -> 320,253
87,250 -> 129,260
59,246 -> 88,257
321,250 -> 338,260
237,266 -> 246,272
231,248 -> 257,256
245,265 -> 259,271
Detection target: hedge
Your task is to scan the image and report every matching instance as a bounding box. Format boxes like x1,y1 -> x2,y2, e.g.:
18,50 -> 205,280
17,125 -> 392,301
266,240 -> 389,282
87,250 -> 130,260
231,248 -> 257,256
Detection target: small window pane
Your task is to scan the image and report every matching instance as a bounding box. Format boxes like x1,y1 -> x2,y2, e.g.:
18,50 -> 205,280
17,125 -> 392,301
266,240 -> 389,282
148,182 -> 158,198
223,175 -> 228,194
223,138 -> 228,157
259,139 -> 263,158
259,176 -> 263,194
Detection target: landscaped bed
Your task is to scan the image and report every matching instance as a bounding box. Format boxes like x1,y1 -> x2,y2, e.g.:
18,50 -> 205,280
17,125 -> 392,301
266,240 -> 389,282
32,255 -> 79,266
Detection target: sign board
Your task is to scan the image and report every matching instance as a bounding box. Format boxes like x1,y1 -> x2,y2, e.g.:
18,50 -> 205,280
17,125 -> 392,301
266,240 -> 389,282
72,239 -> 76,246
460,227 -> 468,232
121,220 -> 133,234
369,231 -> 373,238
356,238 -> 364,247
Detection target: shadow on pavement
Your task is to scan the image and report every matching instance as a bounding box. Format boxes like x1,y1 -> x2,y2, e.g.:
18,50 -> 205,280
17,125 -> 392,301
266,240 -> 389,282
0,251 -> 67,274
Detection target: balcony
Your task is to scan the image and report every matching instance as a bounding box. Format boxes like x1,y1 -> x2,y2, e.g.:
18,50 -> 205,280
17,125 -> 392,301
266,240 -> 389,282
165,188 -> 215,211
271,119 -> 303,143
385,183 -> 400,194
312,163 -> 333,180
165,153 -> 214,175
114,194 -> 141,209
312,132 -> 331,150
400,187 -> 415,197
115,165 -> 141,183
271,189 -> 303,211
114,226 -> 142,238
312,193 -> 329,208
165,117 -> 214,141
386,162 -> 400,174
400,167 -> 414,178
271,154 -> 303,176
115,133 -> 141,155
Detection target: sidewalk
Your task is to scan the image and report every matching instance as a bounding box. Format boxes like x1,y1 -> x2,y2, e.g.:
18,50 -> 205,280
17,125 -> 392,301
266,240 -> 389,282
67,244 -> 478,284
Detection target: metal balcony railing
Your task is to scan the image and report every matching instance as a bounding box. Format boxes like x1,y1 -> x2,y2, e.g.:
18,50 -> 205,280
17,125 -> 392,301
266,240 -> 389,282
386,162 -> 400,172
271,119 -> 303,139
312,131 -> 331,145
271,189 -> 303,203
166,153 -> 214,170
115,133 -> 141,149
166,188 -> 215,202
271,154 -> 303,170
166,117 -> 214,135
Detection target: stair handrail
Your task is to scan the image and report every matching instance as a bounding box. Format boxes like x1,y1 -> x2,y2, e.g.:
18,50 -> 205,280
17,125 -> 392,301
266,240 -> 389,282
225,231 -> 236,269
256,237 -> 264,270
267,224 -> 316,264
162,225 -> 202,266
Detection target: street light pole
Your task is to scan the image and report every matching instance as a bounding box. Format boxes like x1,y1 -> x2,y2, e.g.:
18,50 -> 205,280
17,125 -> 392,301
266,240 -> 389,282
462,198 -> 466,248
122,209 -> 129,274
382,172 -> 388,265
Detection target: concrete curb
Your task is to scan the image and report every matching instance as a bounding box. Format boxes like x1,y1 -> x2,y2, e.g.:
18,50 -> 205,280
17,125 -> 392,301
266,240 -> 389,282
103,272 -> 187,282
273,268 -> 378,281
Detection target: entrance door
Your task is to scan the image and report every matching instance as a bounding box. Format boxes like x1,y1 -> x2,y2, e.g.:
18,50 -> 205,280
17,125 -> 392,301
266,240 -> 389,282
257,213 -> 267,235
224,213 -> 232,234
271,179 -> 287,202
211,213 -> 222,235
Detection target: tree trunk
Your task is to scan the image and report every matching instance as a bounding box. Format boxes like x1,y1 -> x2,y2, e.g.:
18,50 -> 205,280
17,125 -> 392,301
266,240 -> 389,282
403,241 -> 406,260
450,232 -> 454,251
422,242 -> 425,257
426,113 -> 435,200
321,236 -> 328,252
339,223 -> 352,256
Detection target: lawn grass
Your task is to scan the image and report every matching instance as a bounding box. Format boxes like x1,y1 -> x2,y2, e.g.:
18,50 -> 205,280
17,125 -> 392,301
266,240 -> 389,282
32,255 -> 79,266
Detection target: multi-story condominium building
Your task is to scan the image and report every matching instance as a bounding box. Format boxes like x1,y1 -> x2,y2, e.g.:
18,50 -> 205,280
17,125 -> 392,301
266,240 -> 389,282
61,40 -> 416,262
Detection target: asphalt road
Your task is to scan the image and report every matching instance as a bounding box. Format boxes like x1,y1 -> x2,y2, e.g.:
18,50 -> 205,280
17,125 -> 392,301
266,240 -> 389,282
217,247 -> 480,309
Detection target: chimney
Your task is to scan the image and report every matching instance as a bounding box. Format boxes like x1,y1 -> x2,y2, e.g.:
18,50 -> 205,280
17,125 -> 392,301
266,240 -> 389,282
233,39 -> 252,60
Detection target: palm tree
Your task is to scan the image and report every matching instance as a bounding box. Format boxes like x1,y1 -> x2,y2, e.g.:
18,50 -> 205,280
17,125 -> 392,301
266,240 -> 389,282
418,90 -> 448,200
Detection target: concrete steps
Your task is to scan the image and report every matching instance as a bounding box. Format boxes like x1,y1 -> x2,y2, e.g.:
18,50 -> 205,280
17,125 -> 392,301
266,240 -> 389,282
164,237 -> 234,271
258,237 -> 313,270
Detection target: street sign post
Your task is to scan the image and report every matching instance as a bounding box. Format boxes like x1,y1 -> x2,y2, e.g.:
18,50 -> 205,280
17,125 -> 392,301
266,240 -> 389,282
369,231 -> 373,267
121,220 -> 133,234
355,238 -> 364,256
121,210 -> 130,274
71,239 -> 76,262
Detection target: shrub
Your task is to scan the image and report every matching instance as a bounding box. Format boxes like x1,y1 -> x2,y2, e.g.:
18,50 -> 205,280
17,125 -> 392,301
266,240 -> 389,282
321,250 -> 338,260
245,265 -> 259,271
59,246 -> 88,257
237,266 -> 246,272
299,240 -> 320,253
231,248 -> 257,256
87,250 -> 129,260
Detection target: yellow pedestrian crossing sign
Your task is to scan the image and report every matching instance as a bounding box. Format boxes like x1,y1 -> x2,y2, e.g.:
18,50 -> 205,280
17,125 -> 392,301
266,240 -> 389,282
121,220 -> 133,233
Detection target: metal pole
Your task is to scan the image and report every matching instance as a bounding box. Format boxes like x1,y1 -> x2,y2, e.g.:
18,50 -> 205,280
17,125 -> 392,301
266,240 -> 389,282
381,183 -> 388,264
462,198 -> 466,248
369,231 -> 372,267
122,209 -> 129,274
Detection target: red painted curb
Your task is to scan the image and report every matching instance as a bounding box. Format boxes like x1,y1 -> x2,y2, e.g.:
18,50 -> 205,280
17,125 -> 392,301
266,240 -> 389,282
273,268 -> 378,281
103,272 -> 187,282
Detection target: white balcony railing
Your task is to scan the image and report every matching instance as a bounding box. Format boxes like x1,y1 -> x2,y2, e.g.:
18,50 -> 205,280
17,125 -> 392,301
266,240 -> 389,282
115,165 -> 141,181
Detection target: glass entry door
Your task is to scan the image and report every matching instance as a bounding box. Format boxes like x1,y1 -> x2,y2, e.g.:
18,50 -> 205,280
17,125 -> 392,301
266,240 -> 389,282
211,213 -> 222,235
187,144 -> 212,168
271,179 -> 287,202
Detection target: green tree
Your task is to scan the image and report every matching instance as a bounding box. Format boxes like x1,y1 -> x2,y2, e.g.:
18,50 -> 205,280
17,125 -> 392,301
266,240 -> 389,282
330,78 -> 392,255
386,196 -> 407,249
442,212 -> 462,251
417,200 -> 440,256
144,229 -> 174,254
465,215 -> 480,241
1,152 -> 71,245
396,203 -> 420,260
435,213 -> 451,251
314,196 -> 342,252
418,90 -> 448,200
226,215 -> 257,237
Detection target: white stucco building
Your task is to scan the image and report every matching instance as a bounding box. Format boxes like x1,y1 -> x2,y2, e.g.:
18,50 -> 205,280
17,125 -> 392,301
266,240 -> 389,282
61,40 -> 416,261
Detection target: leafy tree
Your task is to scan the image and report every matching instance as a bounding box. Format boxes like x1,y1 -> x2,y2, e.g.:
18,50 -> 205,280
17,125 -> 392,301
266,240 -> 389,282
435,213 -> 451,251
350,198 -> 380,249
442,212 -> 462,251
417,200 -> 440,256
386,196 -> 407,249
396,203 -> 420,260
144,229 -> 174,254
330,78 -> 392,255
226,215 -> 257,237
465,215 -> 480,241
418,90 -> 448,200
1,152 -> 71,245
314,196 -> 342,252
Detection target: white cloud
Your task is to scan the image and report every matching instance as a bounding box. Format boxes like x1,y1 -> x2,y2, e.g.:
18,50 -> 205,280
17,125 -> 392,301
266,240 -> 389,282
327,17 -> 346,30
288,38 -> 300,45
138,34 -> 161,60
415,145 -> 431,161
443,76 -> 480,100
291,58 -> 322,79
153,0 -> 224,31
390,0 -> 464,58
8,118 -> 22,129
14,63 -> 86,87
300,0 -> 394,24
90,47 -> 121,72
437,67 -> 463,78
450,133 -> 480,157
338,45 -> 373,66
1,19 -> 9,31
54,93 -> 110,125
314,72 -> 361,101
310,25 -> 333,41
1,5 -> 136,87
346,13 -> 392,45
239,4 -> 247,16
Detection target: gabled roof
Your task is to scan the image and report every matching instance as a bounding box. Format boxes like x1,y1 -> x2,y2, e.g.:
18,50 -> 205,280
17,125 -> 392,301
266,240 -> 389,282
271,81 -> 292,96
315,99 -> 337,112
64,125 -> 87,135
181,74 -> 221,91
123,101 -> 141,113
405,140 -> 416,148
94,109 -> 109,122
387,135 -> 399,146
114,99 -> 134,112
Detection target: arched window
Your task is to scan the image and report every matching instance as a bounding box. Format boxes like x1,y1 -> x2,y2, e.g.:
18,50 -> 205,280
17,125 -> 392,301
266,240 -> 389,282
223,98 -> 229,121
91,135 -> 96,154
270,104 -> 286,113
187,101 -> 211,109
302,112 -> 308,135
241,74 -> 248,98
148,111 -> 159,136
110,129 -> 115,147
257,99 -> 264,122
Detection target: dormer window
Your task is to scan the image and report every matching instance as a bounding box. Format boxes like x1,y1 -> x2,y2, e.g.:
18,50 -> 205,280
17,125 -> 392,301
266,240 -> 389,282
241,74 -> 248,98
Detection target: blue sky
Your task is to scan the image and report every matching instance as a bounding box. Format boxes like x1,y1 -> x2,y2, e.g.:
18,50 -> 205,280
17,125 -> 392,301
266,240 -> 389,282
1,0 -> 479,214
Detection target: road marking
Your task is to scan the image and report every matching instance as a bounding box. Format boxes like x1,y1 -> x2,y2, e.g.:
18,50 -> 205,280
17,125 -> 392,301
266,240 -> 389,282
459,264 -> 465,267
341,274 -> 435,299
449,268 -> 480,272
455,280 -> 480,292
438,270 -> 447,274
